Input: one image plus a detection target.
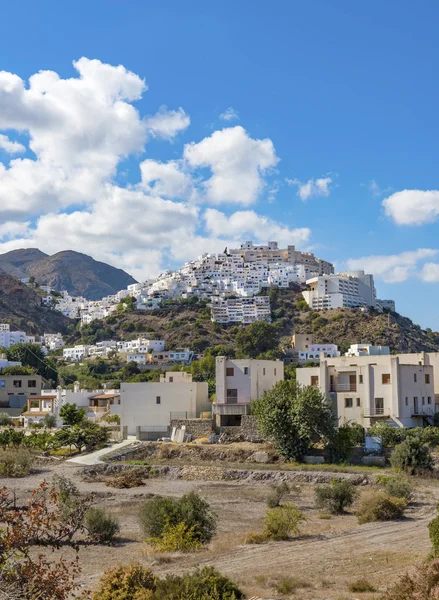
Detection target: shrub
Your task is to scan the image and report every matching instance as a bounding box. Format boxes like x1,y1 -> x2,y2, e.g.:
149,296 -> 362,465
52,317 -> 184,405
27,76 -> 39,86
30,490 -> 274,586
264,503 -> 306,540
140,492 -> 217,545
0,412 -> 12,427
266,482 -> 290,508
429,509 -> 439,557
148,521 -> 203,552
107,467 -> 147,488
275,577 -> 311,594
43,413 -> 57,429
349,578 -> 376,592
381,559 -> 439,599
152,566 -> 244,600
315,479 -> 357,514
357,491 -> 406,524
92,564 -> 157,600
390,436 -> 433,473
85,507 -> 120,544
0,448 -> 34,477
381,475 -> 412,502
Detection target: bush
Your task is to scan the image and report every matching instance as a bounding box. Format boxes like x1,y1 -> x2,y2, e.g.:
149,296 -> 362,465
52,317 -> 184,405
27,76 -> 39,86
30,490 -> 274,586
349,578 -> 376,592
315,480 -> 357,514
92,563 -> 157,600
429,509 -> 439,557
266,482 -> 290,508
148,521 -> 203,552
357,491 -> 407,524
140,492 -> 217,545
107,467 -> 147,488
43,413 -> 57,428
380,475 -> 412,502
0,448 -> 34,477
275,577 -> 310,595
264,503 -> 306,540
152,567 -> 244,600
0,412 -> 12,427
85,507 -> 120,544
390,436 -> 433,473
381,559 -> 439,599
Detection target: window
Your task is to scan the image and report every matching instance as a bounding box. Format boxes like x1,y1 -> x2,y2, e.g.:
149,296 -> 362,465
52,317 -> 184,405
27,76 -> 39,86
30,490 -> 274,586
0,380 -> 5,389
28,380 -> 37,388
311,375 -> 319,387
263,368 -> 266,375
13,380 -> 22,388
425,374 -> 430,384
356,398 -> 361,407
226,367 -> 234,377
359,375 -> 363,384
244,367 -> 249,375
428,397 -> 432,405
169,377 -> 173,383
414,373 -> 417,382
382,374 -> 391,384
422,397 -> 425,405
156,396 -> 161,404
274,368 -> 277,376
226,389 -> 238,404
345,398 -> 353,408
405,397 -> 408,406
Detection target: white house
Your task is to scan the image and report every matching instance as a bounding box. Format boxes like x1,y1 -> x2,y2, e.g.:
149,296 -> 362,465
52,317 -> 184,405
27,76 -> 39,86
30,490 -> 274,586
296,352 -> 438,429
63,345 -> 90,360
214,357 -> 284,427
118,373 -> 209,435
345,344 -> 390,357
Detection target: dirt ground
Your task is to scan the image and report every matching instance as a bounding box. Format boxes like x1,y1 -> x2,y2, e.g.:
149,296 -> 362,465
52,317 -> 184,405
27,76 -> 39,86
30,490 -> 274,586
2,456 -> 438,600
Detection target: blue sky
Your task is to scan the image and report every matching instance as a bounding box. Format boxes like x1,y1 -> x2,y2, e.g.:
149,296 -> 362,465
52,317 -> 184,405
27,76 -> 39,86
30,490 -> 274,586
0,1 -> 438,328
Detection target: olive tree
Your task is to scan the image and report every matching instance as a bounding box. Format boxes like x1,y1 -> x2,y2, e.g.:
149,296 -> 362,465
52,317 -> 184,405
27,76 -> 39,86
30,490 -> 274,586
251,381 -> 336,461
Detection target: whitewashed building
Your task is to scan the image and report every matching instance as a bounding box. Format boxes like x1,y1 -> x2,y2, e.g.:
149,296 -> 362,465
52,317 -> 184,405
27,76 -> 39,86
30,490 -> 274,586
211,296 -> 271,324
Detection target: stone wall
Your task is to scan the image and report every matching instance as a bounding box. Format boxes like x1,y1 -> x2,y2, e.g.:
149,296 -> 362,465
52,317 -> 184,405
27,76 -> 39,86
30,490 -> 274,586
170,418 -> 214,439
220,415 -> 265,442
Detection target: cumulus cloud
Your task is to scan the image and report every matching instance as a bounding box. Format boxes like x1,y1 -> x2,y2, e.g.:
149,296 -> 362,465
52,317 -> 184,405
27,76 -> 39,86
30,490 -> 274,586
382,189 -> 439,226
220,107 -> 239,121
204,208 -> 311,247
145,105 -> 190,139
184,126 -> 279,205
0,134 -> 25,154
286,176 -> 332,201
420,263 -> 439,283
0,58 -> 311,280
346,249 -> 439,283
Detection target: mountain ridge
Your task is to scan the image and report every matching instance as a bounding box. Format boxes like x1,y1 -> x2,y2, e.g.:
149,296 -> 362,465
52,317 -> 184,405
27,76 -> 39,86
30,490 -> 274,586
0,249 -> 137,300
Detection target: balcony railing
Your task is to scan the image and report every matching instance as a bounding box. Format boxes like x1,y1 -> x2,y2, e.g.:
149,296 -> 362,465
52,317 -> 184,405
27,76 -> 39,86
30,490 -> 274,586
330,384 -> 357,392
213,403 -> 249,416
363,408 -> 390,418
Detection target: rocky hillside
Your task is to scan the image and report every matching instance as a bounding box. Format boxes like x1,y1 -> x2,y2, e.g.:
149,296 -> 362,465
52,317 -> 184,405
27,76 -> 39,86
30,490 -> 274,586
66,289 -> 439,354
0,249 -> 137,300
0,271 -> 72,334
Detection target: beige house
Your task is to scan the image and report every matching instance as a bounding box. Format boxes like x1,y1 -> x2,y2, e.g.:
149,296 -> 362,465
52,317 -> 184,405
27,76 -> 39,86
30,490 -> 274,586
118,372 -> 209,435
296,352 -> 439,428
214,357 -> 284,427
0,374 -> 42,415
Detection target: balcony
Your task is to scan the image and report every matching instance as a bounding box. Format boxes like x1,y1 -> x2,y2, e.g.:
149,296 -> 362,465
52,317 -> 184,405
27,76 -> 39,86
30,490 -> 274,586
330,384 -> 357,393
213,403 -> 249,416
363,408 -> 390,418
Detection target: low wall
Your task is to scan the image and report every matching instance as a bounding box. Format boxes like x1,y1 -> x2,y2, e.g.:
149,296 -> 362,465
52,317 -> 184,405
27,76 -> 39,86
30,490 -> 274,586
170,418 -> 214,439
220,415 -> 265,442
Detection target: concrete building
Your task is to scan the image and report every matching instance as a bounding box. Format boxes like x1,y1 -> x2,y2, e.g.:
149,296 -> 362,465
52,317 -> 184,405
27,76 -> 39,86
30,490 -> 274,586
291,334 -> 314,352
377,299 -> 396,312
0,324 -> 27,349
211,296 -> 271,324
296,353 -> 438,429
118,374 -> 209,435
301,271 -> 386,311
345,344 -> 390,357
0,374 -> 43,415
214,357 -> 284,426
63,345 -> 90,360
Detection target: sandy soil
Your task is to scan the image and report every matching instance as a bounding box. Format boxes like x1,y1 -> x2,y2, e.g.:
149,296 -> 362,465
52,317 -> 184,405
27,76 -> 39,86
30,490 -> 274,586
2,459 -> 438,599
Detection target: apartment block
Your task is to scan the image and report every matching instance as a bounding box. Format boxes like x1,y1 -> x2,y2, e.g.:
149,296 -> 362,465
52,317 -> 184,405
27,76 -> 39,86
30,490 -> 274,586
210,296 -> 271,324
0,374 -> 43,414
296,353 -> 438,428
214,357 -> 284,426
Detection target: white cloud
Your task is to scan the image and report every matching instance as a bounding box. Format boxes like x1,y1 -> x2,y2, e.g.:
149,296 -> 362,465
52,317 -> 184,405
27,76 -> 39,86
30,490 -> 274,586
0,134 -> 25,154
286,176 -> 332,201
184,126 -> 279,205
203,208 -> 311,247
138,159 -> 197,200
145,105 -> 190,140
382,189 -> 439,226
220,107 -> 239,121
346,249 -> 439,283
420,263 -> 439,283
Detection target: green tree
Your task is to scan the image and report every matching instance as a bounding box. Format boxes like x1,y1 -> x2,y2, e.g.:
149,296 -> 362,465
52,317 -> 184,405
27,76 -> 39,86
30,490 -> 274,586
235,321 -> 279,358
59,403 -> 87,426
251,381 -> 336,461
1,365 -> 35,375
6,343 -> 58,383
